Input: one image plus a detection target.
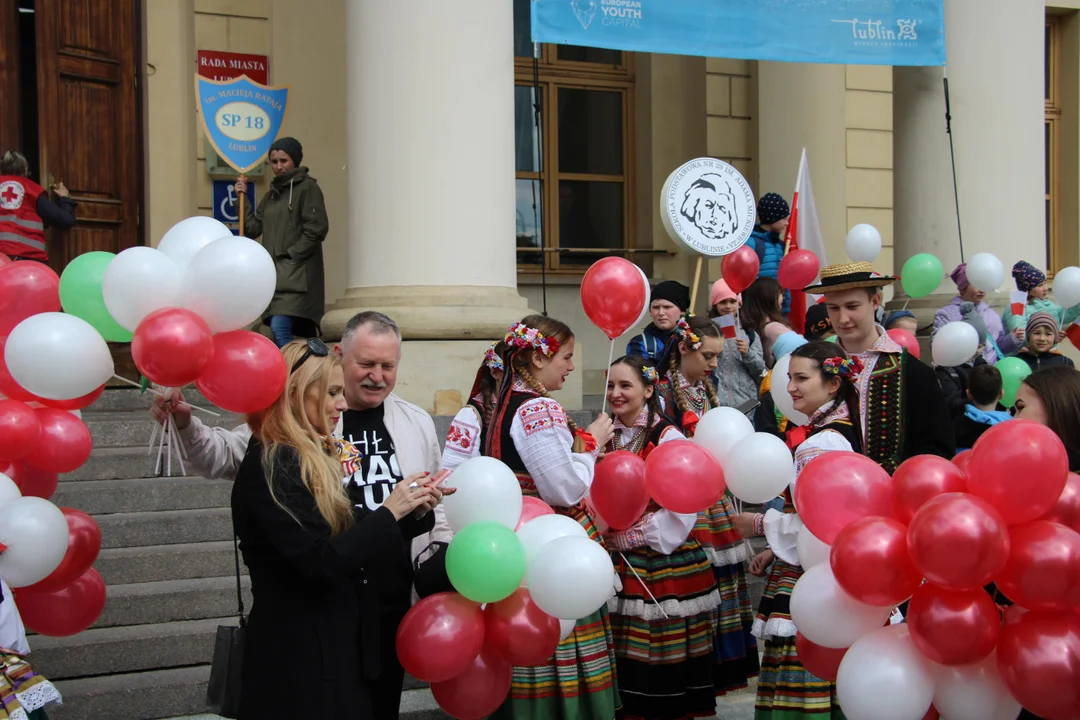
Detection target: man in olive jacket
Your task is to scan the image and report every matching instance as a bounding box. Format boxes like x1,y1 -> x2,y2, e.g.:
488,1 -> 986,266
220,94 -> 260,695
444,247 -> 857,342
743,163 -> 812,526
235,136 -> 328,347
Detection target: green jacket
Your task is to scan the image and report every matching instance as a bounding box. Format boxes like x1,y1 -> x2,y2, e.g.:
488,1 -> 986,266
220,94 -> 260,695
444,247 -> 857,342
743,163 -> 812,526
242,166 -> 328,326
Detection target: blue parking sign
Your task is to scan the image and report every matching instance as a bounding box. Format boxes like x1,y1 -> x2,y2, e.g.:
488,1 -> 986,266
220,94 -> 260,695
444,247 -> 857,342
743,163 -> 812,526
213,180 -> 256,234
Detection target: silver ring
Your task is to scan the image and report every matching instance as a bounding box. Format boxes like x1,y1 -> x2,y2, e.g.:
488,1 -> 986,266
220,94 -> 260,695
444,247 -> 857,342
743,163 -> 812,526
408,482 -> 419,490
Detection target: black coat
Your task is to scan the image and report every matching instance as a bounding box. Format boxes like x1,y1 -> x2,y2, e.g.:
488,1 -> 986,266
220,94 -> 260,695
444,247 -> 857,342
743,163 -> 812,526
934,358 -> 984,420
899,354 -> 957,461
1016,349 -> 1075,373
232,441 -> 404,720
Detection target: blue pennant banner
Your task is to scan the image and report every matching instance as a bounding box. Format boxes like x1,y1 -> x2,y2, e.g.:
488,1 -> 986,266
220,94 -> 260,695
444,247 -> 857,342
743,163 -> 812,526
195,75 -> 291,174
531,0 -> 945,67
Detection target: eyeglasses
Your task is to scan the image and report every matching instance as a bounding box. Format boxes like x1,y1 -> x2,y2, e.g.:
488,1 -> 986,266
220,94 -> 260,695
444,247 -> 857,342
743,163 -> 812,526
291,338 -> 329,374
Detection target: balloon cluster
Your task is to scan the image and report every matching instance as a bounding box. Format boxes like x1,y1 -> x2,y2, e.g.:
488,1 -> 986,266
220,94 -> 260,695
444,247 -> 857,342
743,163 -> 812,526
786,420 -> 1079,720
395,457 -> 616,719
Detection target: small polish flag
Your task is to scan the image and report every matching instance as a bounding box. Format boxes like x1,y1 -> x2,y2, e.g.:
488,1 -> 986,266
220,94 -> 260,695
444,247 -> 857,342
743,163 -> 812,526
1009,291 -> 1028,318
1066,319 -> 1080,350
717,314 -> 737,340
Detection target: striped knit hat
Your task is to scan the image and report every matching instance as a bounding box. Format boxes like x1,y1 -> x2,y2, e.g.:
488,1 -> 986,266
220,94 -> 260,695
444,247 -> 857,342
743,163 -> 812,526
1027,311 -> 1059,338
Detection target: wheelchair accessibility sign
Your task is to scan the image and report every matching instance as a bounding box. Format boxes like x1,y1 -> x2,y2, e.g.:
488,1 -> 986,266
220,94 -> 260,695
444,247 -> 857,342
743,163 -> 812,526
212,180 -> 256,234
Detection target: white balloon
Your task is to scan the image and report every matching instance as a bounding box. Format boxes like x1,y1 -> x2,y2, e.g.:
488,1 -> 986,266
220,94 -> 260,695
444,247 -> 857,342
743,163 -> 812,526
796,524 -> 831,570
790,564 -> 892,649
931,653 -> 1021,720
6,313 -> 114,400
527,536 -> 615,619
1053,266 -> 1080,309
836,624 -> 935,720
631,264 -> 652,330
931,321 -> 980,368
0,496 -> 69,587
0,473 -> 20,509
157,216 -> 233,273
723,432 -> 795,504
558,618 -> 577,641
102,246 -> 183,332
693,407 -> 754,467
181,237 -> 277,333
845,224 -> 883,263
965,253 -> 1005,293
516,514 -> 589,570
770,354 -> 809,425
441,457 -> 523,533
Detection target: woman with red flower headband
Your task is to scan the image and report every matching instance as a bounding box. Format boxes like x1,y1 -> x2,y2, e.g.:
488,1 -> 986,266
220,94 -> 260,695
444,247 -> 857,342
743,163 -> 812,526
733,340 -> 863,718
658,314 -> 760,697
440,341 -> 506,472
482,314 -> 619,720
603,354 -> 721,720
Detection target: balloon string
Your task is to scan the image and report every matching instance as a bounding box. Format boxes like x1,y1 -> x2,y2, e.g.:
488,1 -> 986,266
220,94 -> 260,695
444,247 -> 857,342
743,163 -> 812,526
600,339 -> 616,415
113,374 -> 221,417
619,552 -> 669,619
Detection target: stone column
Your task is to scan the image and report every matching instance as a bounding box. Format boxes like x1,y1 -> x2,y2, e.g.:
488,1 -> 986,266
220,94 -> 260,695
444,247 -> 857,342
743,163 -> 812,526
322,0 -> 530,341
893,0 -> 1044,324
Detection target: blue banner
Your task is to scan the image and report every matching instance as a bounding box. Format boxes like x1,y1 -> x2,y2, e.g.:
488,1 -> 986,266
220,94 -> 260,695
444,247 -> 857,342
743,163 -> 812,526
195,75 -> 290,174
531,0 -> 945,67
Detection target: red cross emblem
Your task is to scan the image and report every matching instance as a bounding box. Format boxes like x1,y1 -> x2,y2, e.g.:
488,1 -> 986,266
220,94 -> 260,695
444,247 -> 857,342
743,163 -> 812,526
0,181 -> 24,210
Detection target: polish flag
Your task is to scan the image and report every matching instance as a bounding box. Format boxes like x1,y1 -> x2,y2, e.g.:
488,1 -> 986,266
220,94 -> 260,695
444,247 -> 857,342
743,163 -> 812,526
716,314 -> 737,340
1009,291 -> 1028,318
784,149 -> 828,335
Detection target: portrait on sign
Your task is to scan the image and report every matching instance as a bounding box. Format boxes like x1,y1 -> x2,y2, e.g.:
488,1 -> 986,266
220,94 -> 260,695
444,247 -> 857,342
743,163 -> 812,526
661,158 -> 756,257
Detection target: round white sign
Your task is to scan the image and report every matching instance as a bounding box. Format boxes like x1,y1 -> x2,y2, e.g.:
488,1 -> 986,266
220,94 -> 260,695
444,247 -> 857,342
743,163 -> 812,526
661,158 -> 756,257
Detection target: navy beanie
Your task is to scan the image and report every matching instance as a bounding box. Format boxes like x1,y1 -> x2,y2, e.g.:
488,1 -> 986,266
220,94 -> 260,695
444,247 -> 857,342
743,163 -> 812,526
269,136 -> 303,166
757,193 -> 790,226
650,280 -> 691,312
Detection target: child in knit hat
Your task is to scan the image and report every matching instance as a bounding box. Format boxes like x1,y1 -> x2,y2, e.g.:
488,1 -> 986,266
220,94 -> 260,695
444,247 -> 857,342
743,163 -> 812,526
708,279 -> 767,413
1005,260 -> 1080,338
1017,311 -> 1075,372
626,280 -> 691,364
933,263 -> 1022,365
746,192 -> 792,314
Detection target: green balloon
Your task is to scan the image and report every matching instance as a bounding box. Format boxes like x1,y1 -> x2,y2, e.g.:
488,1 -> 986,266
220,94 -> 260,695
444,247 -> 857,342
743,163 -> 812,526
996,357 -> 1033,408
901,253 -> 945,299
446,522 -> 526,603
59,251 -> 132,342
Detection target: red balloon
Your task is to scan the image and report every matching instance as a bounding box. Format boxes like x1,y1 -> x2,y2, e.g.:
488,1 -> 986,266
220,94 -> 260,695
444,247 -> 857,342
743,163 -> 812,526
0,255 -> 10,267
36,385 -> 104,411
777,249 -> 820,291
21,508 -> 101,594
0,261 -> 60,336
1042,472 -> 1080,533
516,496 -> 555,531
0,336 -> 40,403
196,331 -> 288,414
996,521 -> 1080,612
892,454 -> 968,524
967,419 -> 1069,525
793,451 -> 894,545
430,647 -> 512,720
952,450 -> 971,475
906,584 -> 1000,665
921,707 -> 940,720
2,460 -> 58,499
795,632 -> 846,682
887,328 -> 921,359
28,407 -> 92,473
395,592 -> 485,682
830,516 -> 922,607
580,257 -> 648,340
15,567 -> 106,636
907,493 -> 1009,591
720,245 -> 760,294
0,399 -> 40,461
997,610 -> 1080,719
483,588 -> 561,666
132,308 -> 214,387
590,450 -> 649,530
644,440 -> 725,514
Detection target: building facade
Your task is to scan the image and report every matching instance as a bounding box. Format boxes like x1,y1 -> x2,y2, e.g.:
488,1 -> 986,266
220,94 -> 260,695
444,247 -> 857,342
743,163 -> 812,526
0,0 -> 1073,410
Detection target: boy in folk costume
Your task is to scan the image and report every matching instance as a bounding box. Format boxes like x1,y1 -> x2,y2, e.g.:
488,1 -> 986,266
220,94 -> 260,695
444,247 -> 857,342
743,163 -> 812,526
482,316 -> 621,720
805,262 -> 955,470
658,315 -> 760,695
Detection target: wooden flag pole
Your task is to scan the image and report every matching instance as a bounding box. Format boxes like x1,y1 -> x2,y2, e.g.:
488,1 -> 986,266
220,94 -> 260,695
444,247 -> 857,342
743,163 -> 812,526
238,175 -> 246,236
689,255 -> 704,315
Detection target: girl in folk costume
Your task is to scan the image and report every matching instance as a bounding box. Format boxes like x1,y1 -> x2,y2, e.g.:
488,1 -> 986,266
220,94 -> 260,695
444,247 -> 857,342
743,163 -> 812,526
659,315 -> 759,695
603,355 -> 721,720
483,315 -> 620,720
735,341 -> 863,719
441,341 -> 505,471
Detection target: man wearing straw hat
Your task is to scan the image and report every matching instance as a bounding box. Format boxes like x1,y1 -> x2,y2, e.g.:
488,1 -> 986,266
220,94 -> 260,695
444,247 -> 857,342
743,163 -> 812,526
804,262 -> 955,472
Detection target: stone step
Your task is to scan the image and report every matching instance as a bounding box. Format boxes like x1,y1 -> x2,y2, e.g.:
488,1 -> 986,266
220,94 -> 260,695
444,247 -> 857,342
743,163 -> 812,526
97,576 -> 252,629
96,508 -> 233,549
52,477 -> 233,515
62,447 -> 185,482
84,412 -> 241,450
33,617 -> 233,680
47,665 -> 213,720
96,541 -> 245,586
87,387 -> 219,413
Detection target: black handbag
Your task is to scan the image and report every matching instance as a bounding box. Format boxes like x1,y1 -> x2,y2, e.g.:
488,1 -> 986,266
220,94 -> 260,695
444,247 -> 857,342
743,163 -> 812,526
206,535 -> 245,718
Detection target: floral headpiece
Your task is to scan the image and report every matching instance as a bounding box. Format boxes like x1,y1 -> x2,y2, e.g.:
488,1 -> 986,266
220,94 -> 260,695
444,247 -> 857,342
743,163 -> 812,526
674,314 -> 703,351
484,342 -> 504,372
822,356 -> 864,380
505,322 -> 560,358
642,366 -> 659,384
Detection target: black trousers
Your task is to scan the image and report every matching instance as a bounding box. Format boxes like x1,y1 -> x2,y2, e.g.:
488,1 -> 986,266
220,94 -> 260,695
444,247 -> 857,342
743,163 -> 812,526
369,604 -> 408,720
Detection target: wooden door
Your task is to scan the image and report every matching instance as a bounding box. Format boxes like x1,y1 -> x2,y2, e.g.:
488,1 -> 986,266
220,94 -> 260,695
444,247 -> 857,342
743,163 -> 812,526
0,0 -> 19,152
35,0 -> 142,271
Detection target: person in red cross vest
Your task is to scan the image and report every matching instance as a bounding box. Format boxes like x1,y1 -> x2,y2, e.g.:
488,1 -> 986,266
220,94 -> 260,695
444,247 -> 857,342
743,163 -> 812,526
0,151 -> 77,263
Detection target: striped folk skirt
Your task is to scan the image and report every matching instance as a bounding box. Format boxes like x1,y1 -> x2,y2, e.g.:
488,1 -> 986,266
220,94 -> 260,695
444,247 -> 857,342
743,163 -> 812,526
753,559 -> 843,719
609,539 -> 721,720
712,561 -> 759,695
